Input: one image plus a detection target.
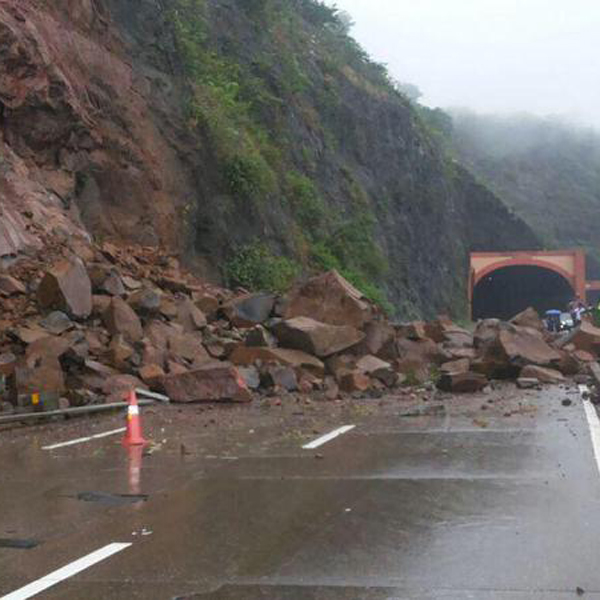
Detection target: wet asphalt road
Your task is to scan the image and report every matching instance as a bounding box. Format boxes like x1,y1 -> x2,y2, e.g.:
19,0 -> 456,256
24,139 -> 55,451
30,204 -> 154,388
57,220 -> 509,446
0,384 -> 599,599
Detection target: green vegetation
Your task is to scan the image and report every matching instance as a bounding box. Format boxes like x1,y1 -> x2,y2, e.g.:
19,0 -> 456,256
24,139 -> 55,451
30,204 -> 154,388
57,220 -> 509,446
168,0 -> 407,311
224,241 -> 300,293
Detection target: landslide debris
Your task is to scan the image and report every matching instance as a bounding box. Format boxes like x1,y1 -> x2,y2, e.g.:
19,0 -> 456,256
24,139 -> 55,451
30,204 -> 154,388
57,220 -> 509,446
0,231 -> 595,417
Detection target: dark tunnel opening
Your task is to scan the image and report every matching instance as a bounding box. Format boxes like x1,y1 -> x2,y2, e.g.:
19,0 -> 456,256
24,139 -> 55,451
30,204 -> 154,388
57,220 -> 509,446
472,265 -> 574,321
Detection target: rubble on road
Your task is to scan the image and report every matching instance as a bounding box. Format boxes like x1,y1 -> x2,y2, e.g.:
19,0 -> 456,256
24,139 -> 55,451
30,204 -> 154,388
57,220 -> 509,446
0,227 -> 596,420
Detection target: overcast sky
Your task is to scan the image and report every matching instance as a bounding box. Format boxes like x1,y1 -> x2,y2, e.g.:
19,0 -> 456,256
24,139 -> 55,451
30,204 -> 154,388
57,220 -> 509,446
330,0 -> 600,127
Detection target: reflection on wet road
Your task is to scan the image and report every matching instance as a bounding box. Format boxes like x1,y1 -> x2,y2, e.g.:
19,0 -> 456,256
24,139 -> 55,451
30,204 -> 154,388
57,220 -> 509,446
1,384 -> 599,599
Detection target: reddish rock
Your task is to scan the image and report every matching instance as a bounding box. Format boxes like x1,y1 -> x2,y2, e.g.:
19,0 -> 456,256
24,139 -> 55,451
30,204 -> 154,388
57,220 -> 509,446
102,374 -> 146,401
267,366 -> 298,392
474,319 -> 503,349
352,321 -> 396,359
108,335 -> 134,370
163,364 -> 251,403
553,350 -> 581,376
25,336 -> 71,364
355,355 -> 398,387
177,298 -> 207,331
222,293 -> 276,328
441,358 -> 471,375
326,354 -> 357,380
156,276 -> 193,294
339,370 -> 371,393
424,315 -> 458,343
159,297 -> 179,320
14,360 -> 65,396
272,317 -> 365,358
520,365 -> 565,384
167,361 -> 189,375
285,270 -> 375,328
511,307 -> 544,332
230,346 -> 325,377
517,378 -> 539,389
85,329 -> 109,355
395,337 -> 449,383
101,271 -> 126,296
574,349 -> 595,363
128,288 -> 162,315
324,376 -> 340,400
140,341 -> 165,370
92,295 -> 112,316
139,364 -> 166,387
0,274 -> 26,296
474,324 -> 561,378
103,297 -> 143,343
570,321 -> 600,356
437,371 -> 488,393
167,330 -> 210,363
37,258 -> 92,319
40,311 -> 73,335
194,293 -> 220,316
144,320 -> 172,350
245,325 -> 277,348
15,326 -> 50,345
122,276 -> 142,290
445,347 -> 477,361
205,342 -> 229,360
397,321 -> 428,341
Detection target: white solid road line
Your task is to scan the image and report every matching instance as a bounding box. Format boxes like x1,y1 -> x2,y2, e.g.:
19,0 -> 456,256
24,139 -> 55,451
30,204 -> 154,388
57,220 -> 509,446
1,543 -> 131,600
303,425 -> 356,450
41,428 -> 127,451
580,385 -> 600,476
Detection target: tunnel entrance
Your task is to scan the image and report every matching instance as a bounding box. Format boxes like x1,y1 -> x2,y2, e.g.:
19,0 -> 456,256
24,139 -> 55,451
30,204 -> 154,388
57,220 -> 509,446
472,265 -> 574,321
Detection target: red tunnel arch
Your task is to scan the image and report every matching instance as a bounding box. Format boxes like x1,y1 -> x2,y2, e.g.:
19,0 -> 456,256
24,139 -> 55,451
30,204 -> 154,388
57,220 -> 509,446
470,250 -> 591,312
473,258 -> 576,291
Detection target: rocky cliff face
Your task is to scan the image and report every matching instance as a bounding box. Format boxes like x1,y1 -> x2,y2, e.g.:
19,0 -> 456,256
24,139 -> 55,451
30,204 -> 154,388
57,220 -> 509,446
0,0 -> 539,318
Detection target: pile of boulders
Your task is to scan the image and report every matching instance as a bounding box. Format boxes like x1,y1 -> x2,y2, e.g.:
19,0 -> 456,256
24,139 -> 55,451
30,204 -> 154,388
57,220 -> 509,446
2,236 -> 600,415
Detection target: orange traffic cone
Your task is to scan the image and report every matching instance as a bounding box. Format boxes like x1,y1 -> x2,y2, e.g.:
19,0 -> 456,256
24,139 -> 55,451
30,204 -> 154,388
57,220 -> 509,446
122,390 -> 147,446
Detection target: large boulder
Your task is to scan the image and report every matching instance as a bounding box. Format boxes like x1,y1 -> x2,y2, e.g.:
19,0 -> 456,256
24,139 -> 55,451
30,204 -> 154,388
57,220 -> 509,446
437,372 -> 488,394
284,270 -> 375,328
520,365 -> 565,384
474,324 -> 561,378
352,321 -> 396,359
511,307 -> 544,332
177,298 -> 207,331
570,321 -> 600,356
14,337 -> 71,397
397,321 -> 429,341
167,330 -> 210,364
230,346 -> 325,377
128,288 -> 162,315
441,358 -> 471,375
37,258 -> 92,319
395,337 -> 449,383
355,355 -> 398,387
272,317 -> 364,358
222,293 -> 275,328
424,316 -> 474,348
103,297 -> 143,343
163,364 -> 251,403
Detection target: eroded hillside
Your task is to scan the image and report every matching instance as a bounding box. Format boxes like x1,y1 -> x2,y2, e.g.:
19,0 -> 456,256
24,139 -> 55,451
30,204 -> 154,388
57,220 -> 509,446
0,0 -> 539,318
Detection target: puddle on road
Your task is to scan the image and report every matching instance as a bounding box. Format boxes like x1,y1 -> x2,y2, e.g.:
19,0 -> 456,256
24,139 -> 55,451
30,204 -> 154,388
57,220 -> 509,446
0,537 -> 39,549
75,491 -> 149,506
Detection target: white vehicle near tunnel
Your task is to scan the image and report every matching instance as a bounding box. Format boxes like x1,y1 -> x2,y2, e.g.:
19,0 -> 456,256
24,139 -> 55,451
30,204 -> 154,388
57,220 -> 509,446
559,312 -> 575,331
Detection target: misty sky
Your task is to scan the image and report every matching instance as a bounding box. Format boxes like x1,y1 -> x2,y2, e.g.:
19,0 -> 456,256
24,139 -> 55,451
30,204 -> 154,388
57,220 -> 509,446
331,0 -> 600,127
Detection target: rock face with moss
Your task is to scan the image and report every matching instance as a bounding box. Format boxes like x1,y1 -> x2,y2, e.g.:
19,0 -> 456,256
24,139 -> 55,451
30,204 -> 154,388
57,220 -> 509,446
0,0 -> 539,319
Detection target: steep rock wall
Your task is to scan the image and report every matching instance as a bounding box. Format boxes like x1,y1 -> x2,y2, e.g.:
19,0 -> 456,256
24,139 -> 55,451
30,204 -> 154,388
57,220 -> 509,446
0,0 -> 540,317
